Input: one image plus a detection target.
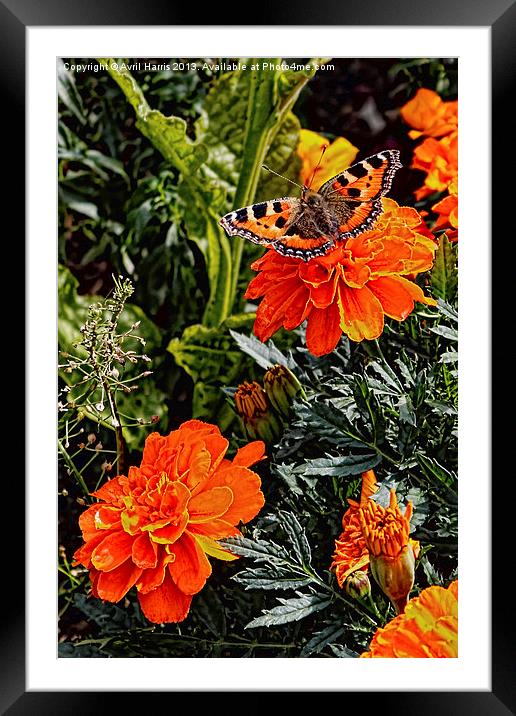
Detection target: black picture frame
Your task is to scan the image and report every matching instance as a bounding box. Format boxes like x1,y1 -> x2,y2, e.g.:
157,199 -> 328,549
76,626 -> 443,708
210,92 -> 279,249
4,0 -> 511,712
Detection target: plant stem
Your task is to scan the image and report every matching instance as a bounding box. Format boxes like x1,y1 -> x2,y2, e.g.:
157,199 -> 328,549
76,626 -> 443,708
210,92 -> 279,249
58,439 -> 91,498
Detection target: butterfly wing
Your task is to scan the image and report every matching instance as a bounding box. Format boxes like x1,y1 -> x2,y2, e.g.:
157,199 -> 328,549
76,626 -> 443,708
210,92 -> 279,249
319,150 -> 402,238
220,197 -> 334,260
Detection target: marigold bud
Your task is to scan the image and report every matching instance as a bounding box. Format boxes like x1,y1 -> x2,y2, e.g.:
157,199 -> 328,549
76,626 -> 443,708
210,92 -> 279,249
369,544 -> 416,614
234,381 -> 281,443
344,570 -> 371,600
263,364 -> 306,417
358,489 -> 420,614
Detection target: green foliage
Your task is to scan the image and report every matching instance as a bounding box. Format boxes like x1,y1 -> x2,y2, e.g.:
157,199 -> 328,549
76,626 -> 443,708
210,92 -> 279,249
58,58 -> 458,659
58,265 -> 167,452
431,233 -> 458,303
167,314 -> 255,429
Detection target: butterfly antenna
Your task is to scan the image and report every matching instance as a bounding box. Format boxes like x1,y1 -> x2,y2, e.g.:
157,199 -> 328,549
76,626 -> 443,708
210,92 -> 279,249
307,144 -> 328,190
261,165 -> 303,191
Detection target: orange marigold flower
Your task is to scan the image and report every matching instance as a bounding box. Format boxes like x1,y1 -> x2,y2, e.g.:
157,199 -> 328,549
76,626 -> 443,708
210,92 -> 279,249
297,128 -> 359,189
400,88 -> 458,140
359,488 -> 420,614
412,133 -> 458,201
73,420 -> 266,624
245,198 -> 437,356
331,470 -> 378,588
401,88 -> 458,203
432,178 -> 458,241
360,580 -> 458,658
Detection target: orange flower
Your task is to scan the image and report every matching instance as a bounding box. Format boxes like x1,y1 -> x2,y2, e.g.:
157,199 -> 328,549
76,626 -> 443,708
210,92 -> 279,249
432,178 -> 458,241
401,88 -> 458,203
359,488 -> 420,614
331,470 -> 378,588
73,420 -> 265,624
400,88 -> 458,139
412,133 -> 458,200
360,580 -> 458,658
297,129 -> 359,189
245,198 -> 437,356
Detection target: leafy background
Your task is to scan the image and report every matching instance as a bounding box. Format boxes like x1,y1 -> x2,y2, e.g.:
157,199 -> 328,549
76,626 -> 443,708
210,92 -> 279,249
58,57 -> 458,657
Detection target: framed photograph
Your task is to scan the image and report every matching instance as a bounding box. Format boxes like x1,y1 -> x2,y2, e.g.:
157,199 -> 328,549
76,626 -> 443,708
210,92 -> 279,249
4,0 -> 510,710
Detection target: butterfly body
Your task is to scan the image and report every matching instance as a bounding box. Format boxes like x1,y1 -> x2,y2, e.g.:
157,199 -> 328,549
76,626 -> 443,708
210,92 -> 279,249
220,150 -> 402,261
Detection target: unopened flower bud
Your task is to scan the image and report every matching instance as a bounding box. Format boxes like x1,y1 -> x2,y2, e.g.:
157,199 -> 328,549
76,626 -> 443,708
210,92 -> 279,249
359,489 -> 419,614
87,433 -> 96,444
151,415 -> 160,424
369,544 -> 416,615
234,381 -> 281,443
263,364 -> 306,417
344,570 -> 371,601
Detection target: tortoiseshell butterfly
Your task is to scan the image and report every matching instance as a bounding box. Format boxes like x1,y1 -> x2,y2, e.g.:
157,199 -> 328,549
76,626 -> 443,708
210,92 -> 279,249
219,150 -> 402,261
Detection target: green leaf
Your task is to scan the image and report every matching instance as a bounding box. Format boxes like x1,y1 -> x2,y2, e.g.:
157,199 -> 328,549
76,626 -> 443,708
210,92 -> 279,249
58,59 -> 86,125
221,534 -> 289,564
276,511 -> 312,568
297,453 -> 382,477
328,643 -> 359,658
301,624 -> 347,657
429,325 -> 458,341
232,566 -> 312,591
415,452 -> 456,489
167,314 -> 255,427
229,330 -> 293,370
430,233 -> 458,302
245,593 -> 332,629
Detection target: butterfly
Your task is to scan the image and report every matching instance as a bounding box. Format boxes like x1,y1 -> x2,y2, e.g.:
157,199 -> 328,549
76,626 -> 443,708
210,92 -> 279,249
219,150 -> 402,261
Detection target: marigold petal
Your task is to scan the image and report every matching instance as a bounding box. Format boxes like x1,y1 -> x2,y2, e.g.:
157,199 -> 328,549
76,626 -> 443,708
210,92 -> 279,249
90,477 -> 124,503
232,441 -> 266,467
338,284 -> 384,342
309,277 -> 338,308
360,470 -> 378,505
187,519 -> 240,540
207,465 -> 264,525
137,571 -> 192,624
91,530 -> 135,572
159,480 -> 191,514
135,548 -> 173,594
367,276 -> 419,320
305,302 -> 342,356
167,532 -> 212,595
140,432 -> 165,470
132,532 -> 158,569
96,559 -> 143,602
253,278 -> 309,342
188,486 -> 234,523
73,530 -> 116,568
149,512 -> 189,544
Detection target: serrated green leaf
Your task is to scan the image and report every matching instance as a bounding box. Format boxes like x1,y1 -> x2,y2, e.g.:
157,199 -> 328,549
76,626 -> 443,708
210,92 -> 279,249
299,452 -> 382,477
429,325 -> 458,341
233,566 -> 311,591
328,643 -> 359,658
245,593 -> 331,629
440,351 -> 459,363
221,535 -> 289,563
431,233 -> 458,302
229,330 -> 294,370
301,624 -> 347,657
277,511 -> 312,567
437,298 -> 458,323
